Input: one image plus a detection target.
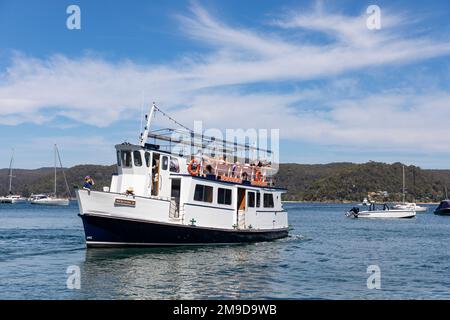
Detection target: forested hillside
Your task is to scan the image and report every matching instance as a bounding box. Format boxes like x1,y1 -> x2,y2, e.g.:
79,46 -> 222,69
1,162 -> 450,202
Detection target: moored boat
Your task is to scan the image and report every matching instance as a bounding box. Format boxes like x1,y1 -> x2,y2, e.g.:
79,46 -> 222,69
392,165 -> 427,213
347,203 -> 416,219
0,149 -> 27,204
392,202 -> 427,212
434,200 -> 450,216
0,194 -> 27,204
30,194 -> 69,206
30,145 -> 71,206
76,103 -> 289,247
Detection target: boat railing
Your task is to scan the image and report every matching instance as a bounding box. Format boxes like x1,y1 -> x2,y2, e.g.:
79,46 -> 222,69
193,160 -> 273,186
147,128 -> 276,169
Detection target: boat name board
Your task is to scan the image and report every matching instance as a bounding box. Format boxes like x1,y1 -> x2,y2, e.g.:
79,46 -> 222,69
114,198 -> 136,207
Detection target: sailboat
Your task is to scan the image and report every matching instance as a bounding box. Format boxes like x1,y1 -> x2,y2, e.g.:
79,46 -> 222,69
30,145 -> 70,206
392,165 -> 427,212
0,150 -> 27,204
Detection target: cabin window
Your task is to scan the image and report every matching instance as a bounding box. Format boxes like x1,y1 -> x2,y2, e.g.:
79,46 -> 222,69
162,156 -> 169,170
116,151 -> 121,167
248,192 -> 255,208
170,158 -> 180,173
145,152 -> 150,167
263,193 -> 274,208
218,188 -> 232,205
121,150 -> 132,168
194,184 -> 213,203
133,151 -> 142,167
256,192 -> 261,207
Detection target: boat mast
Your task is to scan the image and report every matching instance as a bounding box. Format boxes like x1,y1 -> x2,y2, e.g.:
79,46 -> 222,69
402,165 -> 405,203
8,149 -> 14,194
55,145 -> 71,198
140,102 -> 156,147
54,144 -> 57,197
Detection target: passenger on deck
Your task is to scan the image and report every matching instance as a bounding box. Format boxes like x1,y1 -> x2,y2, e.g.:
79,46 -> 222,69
126,187 -> 135,196
83,176 -> 95,190
204,164 -> 215,180
231,162 -> 238,177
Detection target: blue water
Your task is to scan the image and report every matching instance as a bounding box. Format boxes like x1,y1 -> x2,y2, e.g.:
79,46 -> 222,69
1,202 -> 449,299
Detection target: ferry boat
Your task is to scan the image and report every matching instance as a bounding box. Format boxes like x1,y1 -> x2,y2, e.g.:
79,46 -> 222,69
76,104 -> 289,247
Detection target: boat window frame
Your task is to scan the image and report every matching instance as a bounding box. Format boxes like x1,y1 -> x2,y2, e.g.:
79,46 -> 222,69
161,156 -> 169,171
263,193 -> 274,208
193,184 -> 213,203
144,152 -> 151,167
247,191 -> 256,208
116,150 -> 121,167
133,150 -> 142,167
218,187 -> 232,205
121,150 -> 132,168
256,191 -> 261,207
170,157 -> 180,173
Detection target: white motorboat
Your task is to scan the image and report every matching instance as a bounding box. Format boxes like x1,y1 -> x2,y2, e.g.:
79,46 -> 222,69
30,145 -> 71,206
392,202 -> 427,212
0,149 -> 27,204
347,203 -> 416,219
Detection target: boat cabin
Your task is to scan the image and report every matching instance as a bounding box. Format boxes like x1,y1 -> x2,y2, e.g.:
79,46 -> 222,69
106,125 -> 286,230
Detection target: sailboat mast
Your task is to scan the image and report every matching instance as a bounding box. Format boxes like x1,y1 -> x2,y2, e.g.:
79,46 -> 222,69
55,145 -> 71,198
8,149 -> 14,194
402,165 -> 405,203
54,144 -> 57,197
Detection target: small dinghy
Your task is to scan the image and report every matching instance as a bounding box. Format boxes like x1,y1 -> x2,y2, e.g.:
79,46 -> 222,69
346,203 -> 416,219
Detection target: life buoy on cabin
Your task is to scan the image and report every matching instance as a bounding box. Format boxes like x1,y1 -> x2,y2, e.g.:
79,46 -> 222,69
188,159 -> 200,176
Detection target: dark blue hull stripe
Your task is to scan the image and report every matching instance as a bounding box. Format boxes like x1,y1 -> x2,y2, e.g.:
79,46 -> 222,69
80,214 -> 289,247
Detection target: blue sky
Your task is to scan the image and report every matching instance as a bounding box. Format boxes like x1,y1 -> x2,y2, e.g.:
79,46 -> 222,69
1,0 -> 450,169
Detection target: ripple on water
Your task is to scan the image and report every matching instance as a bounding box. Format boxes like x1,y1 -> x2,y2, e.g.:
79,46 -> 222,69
1,202 -> 450,299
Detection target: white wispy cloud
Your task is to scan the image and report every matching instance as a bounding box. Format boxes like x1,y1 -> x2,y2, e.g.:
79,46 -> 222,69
0,2 -> 450,158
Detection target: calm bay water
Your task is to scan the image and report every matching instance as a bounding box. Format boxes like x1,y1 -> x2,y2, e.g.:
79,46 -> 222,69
1,202 -> 450,299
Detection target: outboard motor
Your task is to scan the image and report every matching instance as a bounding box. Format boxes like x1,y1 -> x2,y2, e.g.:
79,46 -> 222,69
346,207 -> 360,218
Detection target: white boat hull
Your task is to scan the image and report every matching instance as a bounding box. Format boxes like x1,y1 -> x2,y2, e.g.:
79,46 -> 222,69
31,198 -> 69,206
353,210 -> 416,219
393,203 -> 427,212
0,196 -> 27,204
76,189 -> 289,246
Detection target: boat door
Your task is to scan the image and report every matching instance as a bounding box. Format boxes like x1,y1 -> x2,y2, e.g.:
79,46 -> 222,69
158,155 -> 171,197
150,153 -> 160,196
237,188 -> 246,229
170,178 -> 181,219
245,190 -> 257,228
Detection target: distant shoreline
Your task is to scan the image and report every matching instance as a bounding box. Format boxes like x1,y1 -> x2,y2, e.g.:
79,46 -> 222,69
282,200 -> 440,205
